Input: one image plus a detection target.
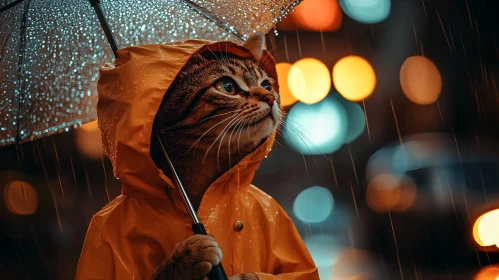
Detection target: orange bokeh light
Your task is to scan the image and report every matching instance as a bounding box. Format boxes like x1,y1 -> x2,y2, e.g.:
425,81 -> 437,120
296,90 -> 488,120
288,58 -> 331,104
76,120 -> 103,159
294,0 -> 342,31
474,265 -> 499,280
473,209 -> 499,248
333,55 -> 376,101
332,249 -> 374,280
400,56 -> 442,105
4,180 -> 38,215
276,63 -> 298,106
366,174 -> 417,213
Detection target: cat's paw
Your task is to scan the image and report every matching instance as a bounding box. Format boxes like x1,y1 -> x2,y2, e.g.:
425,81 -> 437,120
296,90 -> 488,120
174,234 -> 222,279
228,273 -> 259,280
152,234 -> 222,280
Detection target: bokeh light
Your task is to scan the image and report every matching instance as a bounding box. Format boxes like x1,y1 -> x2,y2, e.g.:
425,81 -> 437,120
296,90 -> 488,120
293,186 -> 334,223
294,0 -> 342,31
473,209 -> 499,248
304,234 -> 341,279
339,0 -> 391,24
283,96 -> 348,155
75,120 -> 102,159
400,56 -> 442,105
338,96 -> 366,143
288,58 -> 331,104
333,56 -> 376,101
365,148 -> 395,181
4,180 -> 39,215
333,249 -> 376,280
366,174 -> 417,213
392,141 -> 430,173
276,63 -> 298,106
474,265 -> 499,280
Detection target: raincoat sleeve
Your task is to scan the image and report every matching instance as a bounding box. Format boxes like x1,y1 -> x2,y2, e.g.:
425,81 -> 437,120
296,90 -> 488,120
75,216 -> 115,280
254,200 -> 319,280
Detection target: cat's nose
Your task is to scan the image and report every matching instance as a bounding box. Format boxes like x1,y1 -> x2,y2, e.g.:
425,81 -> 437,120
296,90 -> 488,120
250,89 -> 275,107
261,93 -> 275,107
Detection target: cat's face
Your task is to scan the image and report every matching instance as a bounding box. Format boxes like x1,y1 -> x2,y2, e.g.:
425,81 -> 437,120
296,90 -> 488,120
156,38 -> 281,159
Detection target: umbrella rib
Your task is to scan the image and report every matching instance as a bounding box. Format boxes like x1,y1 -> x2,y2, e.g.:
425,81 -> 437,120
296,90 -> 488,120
15,0 -> 31,143
181,0 -> 244,41
0,0 -> 26,13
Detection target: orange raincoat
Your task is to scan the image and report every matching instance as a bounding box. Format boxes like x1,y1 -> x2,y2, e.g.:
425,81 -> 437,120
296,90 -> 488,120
75,39 -> 318,280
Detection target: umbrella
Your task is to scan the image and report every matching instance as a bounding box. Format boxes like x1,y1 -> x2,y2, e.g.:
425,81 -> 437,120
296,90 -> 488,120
0,0 -> 301,279
0,0 -> 301,145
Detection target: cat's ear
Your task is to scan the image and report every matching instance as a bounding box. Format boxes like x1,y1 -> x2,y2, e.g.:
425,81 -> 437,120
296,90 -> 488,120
242,32 -> 265,61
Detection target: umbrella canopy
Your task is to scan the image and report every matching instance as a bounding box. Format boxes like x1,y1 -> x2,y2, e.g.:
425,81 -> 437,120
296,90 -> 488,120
0,0 -> 300,146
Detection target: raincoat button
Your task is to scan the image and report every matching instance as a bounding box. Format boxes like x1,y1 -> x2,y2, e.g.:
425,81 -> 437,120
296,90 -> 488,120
234,221 -> 244,232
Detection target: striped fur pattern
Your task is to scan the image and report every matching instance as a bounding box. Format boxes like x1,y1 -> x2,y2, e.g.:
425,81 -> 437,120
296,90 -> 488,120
151,36 -> 282,206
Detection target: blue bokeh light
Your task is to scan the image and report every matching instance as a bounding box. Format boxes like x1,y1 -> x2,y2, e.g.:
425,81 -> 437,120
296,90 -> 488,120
392,141 -> 429,173
284,96 -> 348,155
293,186 -> 334,223
339,0 -> 391,24
338,96 -> 366,143
304,234 -> 341,268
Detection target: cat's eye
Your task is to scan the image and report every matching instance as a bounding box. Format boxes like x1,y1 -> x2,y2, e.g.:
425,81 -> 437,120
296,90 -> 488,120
215,78 -> 237,95
261,80 -> 272,92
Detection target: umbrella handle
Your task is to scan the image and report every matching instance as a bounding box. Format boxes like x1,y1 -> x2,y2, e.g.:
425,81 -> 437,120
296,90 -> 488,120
192,223 -> 228,280
156,134 -> 228,280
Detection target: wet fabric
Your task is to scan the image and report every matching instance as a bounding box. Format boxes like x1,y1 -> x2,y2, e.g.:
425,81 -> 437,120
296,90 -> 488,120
75,40 -> 318,280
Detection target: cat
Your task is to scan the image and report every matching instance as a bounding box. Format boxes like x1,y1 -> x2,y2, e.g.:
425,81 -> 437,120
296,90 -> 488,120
149,33 -> 282,280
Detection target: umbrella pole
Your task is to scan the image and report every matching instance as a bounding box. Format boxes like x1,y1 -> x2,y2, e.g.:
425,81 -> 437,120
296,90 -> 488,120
156,134 -> 228,280
88,0 -> 119,58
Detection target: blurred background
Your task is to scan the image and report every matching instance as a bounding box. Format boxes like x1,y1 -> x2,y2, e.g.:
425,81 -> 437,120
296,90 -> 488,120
1,0 -> 499,279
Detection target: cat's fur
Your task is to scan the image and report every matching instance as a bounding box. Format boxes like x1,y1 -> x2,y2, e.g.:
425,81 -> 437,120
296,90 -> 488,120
151,33 -> 281,209
150,33 -> 280,280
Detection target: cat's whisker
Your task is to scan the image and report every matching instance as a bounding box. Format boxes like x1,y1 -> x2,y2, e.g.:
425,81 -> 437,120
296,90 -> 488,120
205,46 -> 226,67
281,120 -> 315,153
258,53 -> 273,71
211,116 -> 242,169
203,113 -> 242,166
228,115 -> 249,166
225,116 -> 247,168
279,121 -> 310,176
197,109 -> 244,124
282,119 -> 331,161
161,116 -> 196,131
236,116 -> 250,154
257,44 -> 281,72
272,131 -> 286,148
234,116 -> 249,154
215,116 -> 241,168
163,109 -> 242,131
282,116 -> 309,131
216,43 -> 229,66
222,44 -> 231,65
243,114 -> 259,139
264,42 -> 282,56
187,113 -> 240,155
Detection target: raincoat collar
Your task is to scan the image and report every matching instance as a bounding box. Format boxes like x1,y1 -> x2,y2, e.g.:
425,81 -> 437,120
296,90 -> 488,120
96,39 -> 278,202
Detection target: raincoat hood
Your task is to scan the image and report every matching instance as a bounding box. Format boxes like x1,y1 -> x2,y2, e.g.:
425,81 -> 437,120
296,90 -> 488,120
97,40 -> 278,199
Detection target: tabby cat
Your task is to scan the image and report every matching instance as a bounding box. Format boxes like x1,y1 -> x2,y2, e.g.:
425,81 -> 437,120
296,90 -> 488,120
150,33 -> 282,280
